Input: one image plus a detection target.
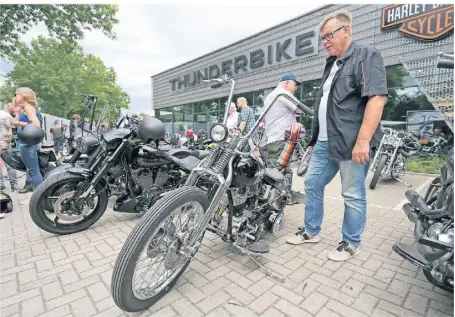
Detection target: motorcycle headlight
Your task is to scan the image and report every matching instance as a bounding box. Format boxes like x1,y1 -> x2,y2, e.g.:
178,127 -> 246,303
77,138 -> 88,154
384,136 -> 396,145
210,124 -> 228,142
77,135 -> 99,154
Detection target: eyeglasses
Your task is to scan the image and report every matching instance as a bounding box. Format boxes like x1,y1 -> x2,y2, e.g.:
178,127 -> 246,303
320,25 -> 346,42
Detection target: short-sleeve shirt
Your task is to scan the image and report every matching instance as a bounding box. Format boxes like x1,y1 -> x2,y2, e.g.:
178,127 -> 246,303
50,126 -> 64,138
262,85 -> 299,145
309,41 -> 388,161
239,105 -> 255,135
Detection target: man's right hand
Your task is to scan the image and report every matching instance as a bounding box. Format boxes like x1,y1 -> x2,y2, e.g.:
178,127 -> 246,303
308,145 -> 314,153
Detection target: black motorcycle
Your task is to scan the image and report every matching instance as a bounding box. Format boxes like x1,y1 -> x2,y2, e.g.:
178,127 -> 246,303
1,143 -> 59,180
392,52 -> 454,293
29,115 -> 209,235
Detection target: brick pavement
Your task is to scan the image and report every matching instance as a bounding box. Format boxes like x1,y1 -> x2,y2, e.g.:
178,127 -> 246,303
0,171 -> 453,317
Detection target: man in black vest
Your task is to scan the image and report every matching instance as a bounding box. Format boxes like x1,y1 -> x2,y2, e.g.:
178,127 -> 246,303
286,10 -> 388,262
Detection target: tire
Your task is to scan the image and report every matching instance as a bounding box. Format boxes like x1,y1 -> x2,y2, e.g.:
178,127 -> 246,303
370,154 -> 388,190
424,177 -> 441,204
111,186 -> 210,313
297,152 -> 311,176
423,269 -> 454,293
29,172 -> 109,235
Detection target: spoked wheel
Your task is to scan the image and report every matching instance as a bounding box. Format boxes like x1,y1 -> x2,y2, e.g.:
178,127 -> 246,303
29,172 -> 108,235
111,186 -> 210,312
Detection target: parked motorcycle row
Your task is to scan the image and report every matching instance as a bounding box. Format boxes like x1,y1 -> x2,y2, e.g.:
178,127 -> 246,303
4,53 -> 452,313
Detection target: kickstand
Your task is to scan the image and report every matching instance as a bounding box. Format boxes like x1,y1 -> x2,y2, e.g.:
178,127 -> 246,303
246,252 -> 286,283
232,242 -> 286,283
395,177 -> 412,187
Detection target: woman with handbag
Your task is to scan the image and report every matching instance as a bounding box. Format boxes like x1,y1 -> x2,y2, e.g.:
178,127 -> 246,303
10,87 -> 43,192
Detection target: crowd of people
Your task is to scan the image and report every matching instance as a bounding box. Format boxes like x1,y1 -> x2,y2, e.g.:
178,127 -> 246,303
0,88 -> 84,200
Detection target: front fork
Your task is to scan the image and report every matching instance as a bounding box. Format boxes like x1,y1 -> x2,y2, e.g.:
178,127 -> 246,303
185,156 -> 235,247
75,140 -> 128,207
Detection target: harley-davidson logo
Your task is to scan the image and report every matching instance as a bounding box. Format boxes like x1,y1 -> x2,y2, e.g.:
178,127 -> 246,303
381,4 -> 454,41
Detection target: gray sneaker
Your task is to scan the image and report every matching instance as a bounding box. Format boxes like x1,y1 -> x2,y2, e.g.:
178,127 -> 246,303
328,241 -> 360,262
286,228 -> 321,245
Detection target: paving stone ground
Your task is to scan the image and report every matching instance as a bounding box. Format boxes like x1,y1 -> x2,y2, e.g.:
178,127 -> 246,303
0,170 -> 453,317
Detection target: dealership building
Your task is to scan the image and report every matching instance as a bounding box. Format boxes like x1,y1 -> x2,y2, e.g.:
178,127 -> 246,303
152,4 -> 454,136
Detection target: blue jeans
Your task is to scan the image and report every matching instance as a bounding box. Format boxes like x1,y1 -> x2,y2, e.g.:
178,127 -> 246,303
303,141 -> 369,246
20,144 -> 43,189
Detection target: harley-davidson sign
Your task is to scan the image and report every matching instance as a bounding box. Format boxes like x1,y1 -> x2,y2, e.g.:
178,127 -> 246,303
381,4 -> 454,41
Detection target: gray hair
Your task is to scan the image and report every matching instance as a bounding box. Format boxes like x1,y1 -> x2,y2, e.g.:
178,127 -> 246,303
320,10 -> 353,34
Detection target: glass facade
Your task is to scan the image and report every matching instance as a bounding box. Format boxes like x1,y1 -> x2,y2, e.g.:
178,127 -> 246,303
156,65 -> 449,138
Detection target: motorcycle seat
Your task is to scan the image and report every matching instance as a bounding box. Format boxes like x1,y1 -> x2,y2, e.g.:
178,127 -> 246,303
264,168 -> 284,183
191,150 -> 210,160
169,155 -> 200,172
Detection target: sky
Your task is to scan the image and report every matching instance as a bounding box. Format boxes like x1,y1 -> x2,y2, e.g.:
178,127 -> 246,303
0,3 -> 323,115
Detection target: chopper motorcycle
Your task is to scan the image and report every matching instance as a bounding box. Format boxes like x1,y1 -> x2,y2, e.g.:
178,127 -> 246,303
369,128 -> 421,189
110,74 -> 314,312
29,115 -> 209,235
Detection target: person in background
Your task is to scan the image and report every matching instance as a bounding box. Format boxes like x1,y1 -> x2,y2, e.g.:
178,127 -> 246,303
70,114 -> 81,139
11,87 -> 43,193
237,97 -> 255,135
262,72 -> 306,205
50,120 -> 64,156
0,103 -> 18,191
286,10 -> 388,262
226,102 -> 239,130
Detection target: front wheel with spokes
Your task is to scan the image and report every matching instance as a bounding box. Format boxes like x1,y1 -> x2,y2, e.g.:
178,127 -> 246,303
111,186 -> 210,313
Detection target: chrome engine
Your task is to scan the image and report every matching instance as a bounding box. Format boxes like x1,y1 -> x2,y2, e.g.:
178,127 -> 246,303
392,154 -> 407,177
209,182 -> 286,246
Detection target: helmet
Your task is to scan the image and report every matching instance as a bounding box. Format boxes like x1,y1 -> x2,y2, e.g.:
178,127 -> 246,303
0,192 -> 13,213
17,124 -> 45,145
138,117 -> 166,143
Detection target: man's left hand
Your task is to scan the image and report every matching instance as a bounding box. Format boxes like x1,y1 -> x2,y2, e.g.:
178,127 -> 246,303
352,140 -> 370,165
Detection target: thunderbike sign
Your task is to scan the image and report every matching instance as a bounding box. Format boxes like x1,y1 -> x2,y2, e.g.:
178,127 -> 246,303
381,4 -> 454,41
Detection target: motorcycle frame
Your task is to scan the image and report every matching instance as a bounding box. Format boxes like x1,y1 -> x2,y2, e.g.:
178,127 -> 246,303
183,77 -> 308,245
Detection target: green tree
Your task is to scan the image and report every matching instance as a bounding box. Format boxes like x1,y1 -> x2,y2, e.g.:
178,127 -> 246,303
1,36 -> 129,122
0,4 -> 119,58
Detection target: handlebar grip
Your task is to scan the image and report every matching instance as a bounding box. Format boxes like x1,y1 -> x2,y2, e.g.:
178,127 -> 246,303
296,101 -> 314,116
